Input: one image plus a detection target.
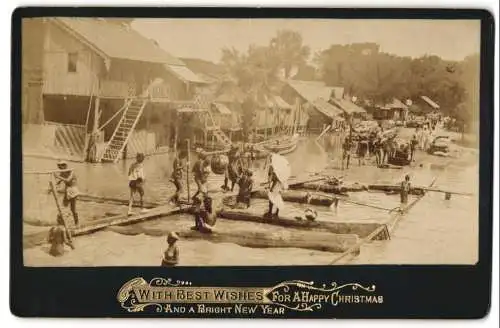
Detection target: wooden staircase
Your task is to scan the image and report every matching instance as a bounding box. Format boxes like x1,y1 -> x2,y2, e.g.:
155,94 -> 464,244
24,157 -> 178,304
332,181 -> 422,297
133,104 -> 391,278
100,98 -> 147,163
203,110 -> 232,147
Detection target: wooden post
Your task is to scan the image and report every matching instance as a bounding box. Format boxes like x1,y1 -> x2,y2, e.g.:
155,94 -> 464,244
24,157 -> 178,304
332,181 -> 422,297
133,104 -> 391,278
173,113 -> 178,153
186,139 -> 191,202
92,96 -> 101,134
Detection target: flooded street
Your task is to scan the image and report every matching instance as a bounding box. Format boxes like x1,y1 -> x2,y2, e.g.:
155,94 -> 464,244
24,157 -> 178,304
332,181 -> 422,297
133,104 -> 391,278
23,131 -> 479,266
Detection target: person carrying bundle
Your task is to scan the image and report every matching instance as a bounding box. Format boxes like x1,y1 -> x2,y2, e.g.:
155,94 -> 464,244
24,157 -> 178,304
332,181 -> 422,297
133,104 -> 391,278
193,152 -> 211,199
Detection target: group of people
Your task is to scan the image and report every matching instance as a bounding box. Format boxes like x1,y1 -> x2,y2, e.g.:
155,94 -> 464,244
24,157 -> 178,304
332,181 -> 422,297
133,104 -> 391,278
341,131 -> 411,170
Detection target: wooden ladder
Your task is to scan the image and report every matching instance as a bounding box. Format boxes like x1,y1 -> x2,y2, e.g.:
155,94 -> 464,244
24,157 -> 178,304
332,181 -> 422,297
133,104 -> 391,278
203,110 -> 232,147
101,98 -> 147,163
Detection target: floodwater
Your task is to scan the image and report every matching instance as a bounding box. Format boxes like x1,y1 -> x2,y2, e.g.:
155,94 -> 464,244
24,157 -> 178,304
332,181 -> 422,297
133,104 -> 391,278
22,129 -> 479,266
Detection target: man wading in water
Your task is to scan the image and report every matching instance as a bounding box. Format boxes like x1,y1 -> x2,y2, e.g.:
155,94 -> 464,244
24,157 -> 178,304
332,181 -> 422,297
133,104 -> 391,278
128,153 -> 147,215
400,174 -> 411,210
161,232 -> 180,266
341,136 -> 352,170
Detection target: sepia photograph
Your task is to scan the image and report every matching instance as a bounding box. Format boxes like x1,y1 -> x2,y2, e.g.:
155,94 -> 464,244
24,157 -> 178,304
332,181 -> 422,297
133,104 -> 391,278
21,16 -> 481,268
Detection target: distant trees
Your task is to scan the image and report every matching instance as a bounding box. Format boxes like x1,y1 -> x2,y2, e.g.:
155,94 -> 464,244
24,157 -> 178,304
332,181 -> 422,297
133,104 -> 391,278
314,43 -> 478,127
219,30 -> 311,140
217,32 -> 480,135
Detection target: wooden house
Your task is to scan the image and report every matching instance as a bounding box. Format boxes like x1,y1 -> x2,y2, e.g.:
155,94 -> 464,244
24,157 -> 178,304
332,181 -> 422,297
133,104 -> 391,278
32,17 -> 216,162
367,98 -> 408,121
281,80 -> 342,133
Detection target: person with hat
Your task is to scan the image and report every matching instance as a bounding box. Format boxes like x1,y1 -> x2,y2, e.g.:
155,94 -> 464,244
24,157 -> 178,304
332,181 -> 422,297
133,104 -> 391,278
161,232 -> 180,266
128,153 -> 147,216
47,214 -> 75,257
400,174 -> 411,206
55,161 -> 79,226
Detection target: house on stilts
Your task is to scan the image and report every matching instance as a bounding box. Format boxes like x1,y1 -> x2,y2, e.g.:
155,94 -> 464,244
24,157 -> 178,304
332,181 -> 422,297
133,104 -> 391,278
22,17 -> 231,163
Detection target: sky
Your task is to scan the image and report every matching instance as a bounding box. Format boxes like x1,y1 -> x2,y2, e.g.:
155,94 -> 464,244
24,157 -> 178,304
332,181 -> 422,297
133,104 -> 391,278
132,19 -> 481,64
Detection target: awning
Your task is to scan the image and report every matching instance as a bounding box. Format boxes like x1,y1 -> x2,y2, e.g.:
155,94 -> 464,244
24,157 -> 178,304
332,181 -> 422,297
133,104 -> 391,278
311,98 -> 343,118
420,96 -> 440,109
176,107 -> 207,113
166,65 -> 207,84
331,98 -> 366,114
213,102 -> 232,115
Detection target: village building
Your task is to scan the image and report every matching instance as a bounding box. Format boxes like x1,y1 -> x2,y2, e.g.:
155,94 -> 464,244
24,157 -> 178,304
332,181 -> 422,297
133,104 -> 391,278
281,80 -> 366,133
408,96 -> 441,119
366,98 -> 409,121
23,17 -> 220,163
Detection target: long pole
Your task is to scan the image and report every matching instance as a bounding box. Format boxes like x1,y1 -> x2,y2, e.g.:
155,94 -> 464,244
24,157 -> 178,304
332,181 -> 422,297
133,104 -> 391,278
49,176 -> 66,226
186,139 -> 191,202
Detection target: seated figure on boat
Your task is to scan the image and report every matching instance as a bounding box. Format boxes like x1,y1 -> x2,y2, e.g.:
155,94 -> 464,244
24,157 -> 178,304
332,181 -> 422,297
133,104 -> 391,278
192,195 -> 217,233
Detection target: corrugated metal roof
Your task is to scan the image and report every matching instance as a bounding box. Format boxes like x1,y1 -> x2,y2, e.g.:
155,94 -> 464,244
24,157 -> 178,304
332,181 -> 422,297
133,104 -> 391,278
420,96 -> 440,109
331,98 -> 366,114
55,18 -> 184,65
287,80 -> 343,103
264,95 -> 292,109
213,102 -> 232,115
166,64 -> 207,84
311,98 -> 343,118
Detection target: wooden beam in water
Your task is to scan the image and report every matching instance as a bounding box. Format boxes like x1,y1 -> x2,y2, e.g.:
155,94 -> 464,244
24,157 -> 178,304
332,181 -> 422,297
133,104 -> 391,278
179,228 -> 359,253
218,209 -> 387,240
251,190 -> 334,207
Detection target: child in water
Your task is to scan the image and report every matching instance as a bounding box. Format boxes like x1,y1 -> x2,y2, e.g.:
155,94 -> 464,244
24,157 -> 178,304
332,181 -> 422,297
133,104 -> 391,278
128,153 -> 147,215
161,232 -> 179,266
47,214 -> 75,257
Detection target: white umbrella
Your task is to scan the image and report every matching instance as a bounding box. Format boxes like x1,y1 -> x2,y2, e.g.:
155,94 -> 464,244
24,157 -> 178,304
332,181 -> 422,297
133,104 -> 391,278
271,153 -> 291,185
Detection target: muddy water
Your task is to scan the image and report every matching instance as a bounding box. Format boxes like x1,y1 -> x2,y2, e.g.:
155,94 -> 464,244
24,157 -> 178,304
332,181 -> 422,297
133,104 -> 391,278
22,132 -> 479,266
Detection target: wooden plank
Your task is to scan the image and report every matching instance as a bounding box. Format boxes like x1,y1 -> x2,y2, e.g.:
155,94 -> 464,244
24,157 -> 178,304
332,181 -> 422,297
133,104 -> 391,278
71,205 -> 184,237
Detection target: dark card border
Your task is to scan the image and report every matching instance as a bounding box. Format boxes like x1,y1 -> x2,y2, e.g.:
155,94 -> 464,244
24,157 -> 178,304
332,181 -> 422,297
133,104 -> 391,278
10,7 -> 495,319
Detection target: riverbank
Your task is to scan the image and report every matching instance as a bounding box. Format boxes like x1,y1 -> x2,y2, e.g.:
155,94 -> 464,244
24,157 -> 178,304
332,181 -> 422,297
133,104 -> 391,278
22,131 -> 479,266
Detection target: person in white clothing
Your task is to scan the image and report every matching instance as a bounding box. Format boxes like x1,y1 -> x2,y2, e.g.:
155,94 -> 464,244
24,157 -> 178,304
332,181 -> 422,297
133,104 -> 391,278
128,153 -> 147,215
